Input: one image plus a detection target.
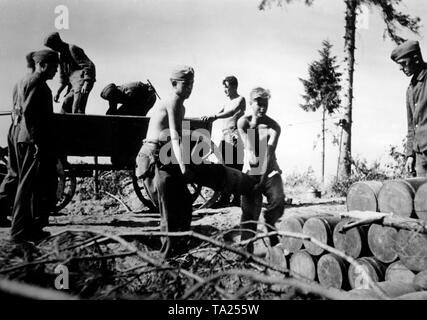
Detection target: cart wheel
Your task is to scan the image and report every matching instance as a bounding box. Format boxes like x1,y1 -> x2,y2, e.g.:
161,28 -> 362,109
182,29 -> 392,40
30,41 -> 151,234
131,172 -> 158,212
132,138 -> 223,212
54,168 -> 77,212
131,172 -> 205,213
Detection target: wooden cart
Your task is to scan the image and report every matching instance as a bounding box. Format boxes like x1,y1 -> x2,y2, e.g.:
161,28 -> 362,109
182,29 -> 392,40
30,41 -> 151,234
51,113 -> 220,212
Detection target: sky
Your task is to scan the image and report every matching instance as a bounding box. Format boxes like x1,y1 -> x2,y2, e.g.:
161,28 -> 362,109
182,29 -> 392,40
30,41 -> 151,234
0,0 -> 426,184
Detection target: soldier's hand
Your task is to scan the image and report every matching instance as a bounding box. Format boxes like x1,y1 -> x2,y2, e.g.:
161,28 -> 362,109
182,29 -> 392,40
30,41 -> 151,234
201,116 -> 215,122
81,81 -> 93,94
405,156 -> 415,174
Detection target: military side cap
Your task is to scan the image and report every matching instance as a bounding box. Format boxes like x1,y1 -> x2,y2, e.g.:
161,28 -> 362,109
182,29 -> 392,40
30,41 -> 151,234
100,83 -> 117,100
44,32 -> 63,48
391,40 -> 421,62
28,49 -> 59,64
170,65 -> 194,81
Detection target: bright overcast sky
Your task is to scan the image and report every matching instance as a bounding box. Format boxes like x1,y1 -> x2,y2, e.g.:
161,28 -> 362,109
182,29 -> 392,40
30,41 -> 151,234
0,0 -> 426,182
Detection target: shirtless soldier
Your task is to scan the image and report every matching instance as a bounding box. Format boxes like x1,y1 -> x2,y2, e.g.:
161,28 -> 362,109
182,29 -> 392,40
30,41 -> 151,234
237,87 -> 285,253
135,66 -> 195,259
202,76 -> 245,207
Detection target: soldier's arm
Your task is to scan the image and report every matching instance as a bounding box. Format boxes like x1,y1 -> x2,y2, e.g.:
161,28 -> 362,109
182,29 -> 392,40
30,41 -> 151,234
214,96 -> 245,119
70,45 -> 96,83
23,84 -> 50,149
238,116 -> 257,166
167,101 -> 187,174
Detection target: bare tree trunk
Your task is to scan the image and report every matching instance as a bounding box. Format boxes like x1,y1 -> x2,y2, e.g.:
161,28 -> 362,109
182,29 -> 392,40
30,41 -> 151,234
339,0 -> 357,179
322,104 -> 326,184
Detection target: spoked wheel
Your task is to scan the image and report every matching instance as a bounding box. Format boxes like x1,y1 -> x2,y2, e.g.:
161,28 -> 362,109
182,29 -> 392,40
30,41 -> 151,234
131,133 -> 223,212
54,166 -> 77,212
131,172 -> 158,212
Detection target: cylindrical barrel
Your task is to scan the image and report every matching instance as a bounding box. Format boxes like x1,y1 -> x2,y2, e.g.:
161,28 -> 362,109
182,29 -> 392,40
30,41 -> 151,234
302,216 -> 340,256
347,181 -> 383,212
348,256 -> 387,289
317,253 -> 349,290
385,260 -> 416,284
367,224 -> 398,263
414,182 -> 427,222
289,250 -> 317,281
395,229 -> 427,272
377,178 -> 427,218
279,217 -> 306,255
333,219 -> 369,259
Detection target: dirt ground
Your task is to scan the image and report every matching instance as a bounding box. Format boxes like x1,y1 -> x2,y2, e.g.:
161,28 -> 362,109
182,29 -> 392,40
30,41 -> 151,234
0,190 -> 346,300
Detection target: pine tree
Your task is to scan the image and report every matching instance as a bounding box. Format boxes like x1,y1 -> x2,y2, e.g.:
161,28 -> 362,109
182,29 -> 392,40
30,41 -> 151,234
299,40 -> 342,183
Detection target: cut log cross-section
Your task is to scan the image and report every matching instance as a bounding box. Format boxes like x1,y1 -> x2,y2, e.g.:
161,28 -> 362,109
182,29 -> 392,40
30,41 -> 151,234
302,216 -> 340,256
347,181 -> 383,212
279,217 -> 306,254
333,219 -> 369,259
367,224 -> 398,263
317,253 -> 350,290
378,178 -> 427,218
385,260 -> 416,284
414,182 -> 427,222
289,250 -> 317,282
348,256 -> 387,290
395,229 -> 427,272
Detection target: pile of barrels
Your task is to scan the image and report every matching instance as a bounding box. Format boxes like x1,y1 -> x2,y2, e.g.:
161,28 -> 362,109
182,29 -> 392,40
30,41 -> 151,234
267,178 -> 427,298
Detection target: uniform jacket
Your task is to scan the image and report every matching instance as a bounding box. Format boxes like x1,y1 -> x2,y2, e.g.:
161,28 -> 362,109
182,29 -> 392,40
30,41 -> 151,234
13,72 -> 54,152
59,44 -> 96,90
406,64 -> 427,157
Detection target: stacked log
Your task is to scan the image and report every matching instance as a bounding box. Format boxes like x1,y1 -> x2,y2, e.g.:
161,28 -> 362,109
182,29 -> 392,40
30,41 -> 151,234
302,216 -> 340,256
317,254 -> 349,290
332,219 -> 370,259
367,224 -> 398,263
279,217 -> 306,254
289,250 -> 317,281
414,183 -> 427,222
385,261 -> 416,283
347,256 -> 387,289
272,179 -> 427,298
346,181 -> 383,212
377,178 -> 427,218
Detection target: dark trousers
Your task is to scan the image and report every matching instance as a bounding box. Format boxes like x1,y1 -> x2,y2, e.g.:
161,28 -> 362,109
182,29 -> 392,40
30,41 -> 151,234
218,139 -> 244,204
240,173 -> 285,253
11,143 -> 57,240
61,88 -> 92,114
0,124 -> 19,218
415,151 -> 427,177
138,143 -> 193,258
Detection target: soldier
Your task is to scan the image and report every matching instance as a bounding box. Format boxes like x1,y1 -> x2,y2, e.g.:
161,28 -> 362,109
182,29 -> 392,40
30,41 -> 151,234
100,81 -> 157,116
237,87 -> 285,253
10,49 -> 60,242
0,53 -> 37,227
391,40 -> 427,177
202,76 -> 246,207
135,66 -> 195,259
44,32 -> 96,114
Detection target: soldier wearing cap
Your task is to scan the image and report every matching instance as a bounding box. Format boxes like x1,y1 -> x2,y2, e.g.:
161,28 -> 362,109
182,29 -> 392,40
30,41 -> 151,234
100,81 -> 157,116
9,49 -> 60,242
135,65 -> 195,259
391,40 -> 427,176
44,32 -> 96,114
237,87 -> 285,253
0,54 -> 37,227
202,75 -> 246,208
